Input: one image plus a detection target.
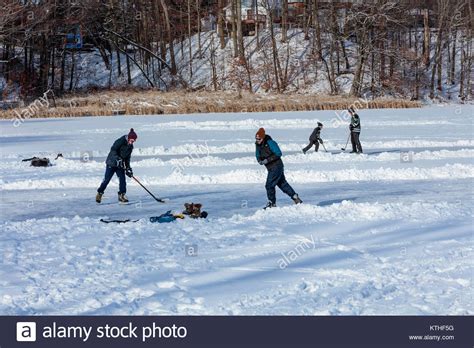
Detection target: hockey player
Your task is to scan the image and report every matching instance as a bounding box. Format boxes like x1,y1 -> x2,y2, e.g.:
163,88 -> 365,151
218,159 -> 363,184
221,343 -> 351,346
255,127 -> 302,209
302,122 -> 324,153
349,108 -> 363,153
96,128 -> 137,203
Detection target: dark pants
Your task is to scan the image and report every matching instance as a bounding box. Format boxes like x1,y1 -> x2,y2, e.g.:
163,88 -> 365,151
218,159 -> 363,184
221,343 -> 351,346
351,132 -> 363,153
265,164 -> 296,204
303,140 -> 320,153
97,166 -> 126,194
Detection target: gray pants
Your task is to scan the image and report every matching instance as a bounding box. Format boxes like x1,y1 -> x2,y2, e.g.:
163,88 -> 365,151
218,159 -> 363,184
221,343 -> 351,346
351,132 -> 363,153
303,140 -> 320,153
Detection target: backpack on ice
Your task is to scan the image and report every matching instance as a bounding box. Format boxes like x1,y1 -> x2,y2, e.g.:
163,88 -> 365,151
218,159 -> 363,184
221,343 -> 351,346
21,153 -> 62,167
22,157 -> 51,167
150,211 -> 184,223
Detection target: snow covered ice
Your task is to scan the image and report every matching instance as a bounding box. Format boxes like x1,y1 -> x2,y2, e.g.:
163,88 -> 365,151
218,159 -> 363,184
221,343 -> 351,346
0,105 -> 472,315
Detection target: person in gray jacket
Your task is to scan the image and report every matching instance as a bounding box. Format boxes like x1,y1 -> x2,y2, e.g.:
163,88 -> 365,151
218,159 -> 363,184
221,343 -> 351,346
96,128 -> 137,203
302,122 -> 324,153
349,108 -> 363,153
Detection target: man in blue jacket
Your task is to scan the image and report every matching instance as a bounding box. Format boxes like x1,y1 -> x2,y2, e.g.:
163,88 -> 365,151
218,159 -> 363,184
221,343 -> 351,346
96,128 -> 137,203
255,128 -> 302,209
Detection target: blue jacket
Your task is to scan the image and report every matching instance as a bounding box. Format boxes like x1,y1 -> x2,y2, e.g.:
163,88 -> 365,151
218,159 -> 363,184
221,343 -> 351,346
256,135 -> 283,169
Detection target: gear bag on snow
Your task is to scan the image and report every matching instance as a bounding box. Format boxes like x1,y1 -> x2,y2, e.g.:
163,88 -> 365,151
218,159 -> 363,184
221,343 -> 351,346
183,203 -> 208,218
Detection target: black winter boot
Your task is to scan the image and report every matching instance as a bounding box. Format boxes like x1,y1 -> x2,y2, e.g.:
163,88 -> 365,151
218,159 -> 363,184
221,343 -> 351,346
292,194 -> 303,204
118,193 -> 129,203
264,201 -> 277,209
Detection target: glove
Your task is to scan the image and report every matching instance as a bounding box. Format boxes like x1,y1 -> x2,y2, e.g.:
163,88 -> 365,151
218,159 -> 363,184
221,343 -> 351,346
258,159 -> 269,165
125,168 -> 133,178
349,125 -> 354,131
318,139 -> 323,144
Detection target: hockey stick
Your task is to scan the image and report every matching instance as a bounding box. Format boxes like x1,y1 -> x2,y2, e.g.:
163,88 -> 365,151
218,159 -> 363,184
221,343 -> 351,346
341,134 -> 350,151
321,142 -> 328,152
131,175 -> 166,203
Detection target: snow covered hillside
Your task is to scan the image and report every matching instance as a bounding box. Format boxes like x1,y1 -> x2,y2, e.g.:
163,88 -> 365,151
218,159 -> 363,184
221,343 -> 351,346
0,105 -> 472,315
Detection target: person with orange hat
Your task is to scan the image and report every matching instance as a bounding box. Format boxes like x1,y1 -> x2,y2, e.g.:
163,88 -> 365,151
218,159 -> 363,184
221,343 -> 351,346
255,127 -> 302,209
96,128 -> 137,203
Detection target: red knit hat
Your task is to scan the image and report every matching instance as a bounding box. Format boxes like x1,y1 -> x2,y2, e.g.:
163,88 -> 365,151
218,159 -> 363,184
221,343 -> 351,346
256,127 -> 265,139
127,128 -> 137,141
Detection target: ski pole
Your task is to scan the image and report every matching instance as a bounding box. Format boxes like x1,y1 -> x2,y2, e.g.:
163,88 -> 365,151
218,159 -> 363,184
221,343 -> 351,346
321,142 -> 328,152
131,175 -> 165,203
341,134 -> 350,151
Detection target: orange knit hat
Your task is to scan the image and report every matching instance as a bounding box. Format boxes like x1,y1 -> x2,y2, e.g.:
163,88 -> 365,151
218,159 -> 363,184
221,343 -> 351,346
255,127 -> 265,139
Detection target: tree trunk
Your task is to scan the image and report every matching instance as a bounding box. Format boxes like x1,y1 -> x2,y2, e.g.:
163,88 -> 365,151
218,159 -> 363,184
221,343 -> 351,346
303,0 -> 310,40
423,8 -> 430,67
196,0 -> 202,58
450,29 -> 457,85
436,28 -> 443,91
351,41 -> 366,97
379,18 -> 385,83
116,47 -> 122,77
330,2 -> 339,77
282,0 -> 288,43
231,0 -> 238,58
314,0 -> 322,55
210,34 -> 218,91
459,42 -> 465,99
236,0 -> 245,60
160,0 -> 177,75
60,49 -> 65,93
50,47 -> 55,89
188,0 -> 193,78
126,54 -> 132,84
217,0 -> 226,49
430,3 -> 446,99
268,9 -> 281,92
255,0 -> 260,47
413,24 -> 420,100
69,50 -> 75,92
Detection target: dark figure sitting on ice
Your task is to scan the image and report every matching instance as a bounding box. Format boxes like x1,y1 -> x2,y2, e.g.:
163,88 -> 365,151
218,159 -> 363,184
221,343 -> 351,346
96,128 -> 137,203
349,108 -> 363,154
302,122 -> 324,153
255,127 -> 302,209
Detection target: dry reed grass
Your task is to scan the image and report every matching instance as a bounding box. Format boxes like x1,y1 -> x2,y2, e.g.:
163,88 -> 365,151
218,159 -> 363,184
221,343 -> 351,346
0,90 -> 422,119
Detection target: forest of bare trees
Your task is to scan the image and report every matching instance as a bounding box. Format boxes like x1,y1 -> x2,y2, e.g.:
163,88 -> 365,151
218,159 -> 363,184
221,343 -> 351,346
0,0 -> 472,103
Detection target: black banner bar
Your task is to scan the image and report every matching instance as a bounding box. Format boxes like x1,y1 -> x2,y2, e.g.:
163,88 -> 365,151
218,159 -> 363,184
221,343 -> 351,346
1,316 -> 472,348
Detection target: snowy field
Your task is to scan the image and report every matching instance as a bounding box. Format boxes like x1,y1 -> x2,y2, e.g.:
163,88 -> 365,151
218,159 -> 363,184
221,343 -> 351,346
0,105 -> 473,315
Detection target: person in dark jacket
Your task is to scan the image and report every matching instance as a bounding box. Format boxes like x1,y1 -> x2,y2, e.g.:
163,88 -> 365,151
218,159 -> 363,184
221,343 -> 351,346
255,128 -> 302,209
302,122 -> 324,153
96,128 -> 137,203
349,108 -> 363,153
